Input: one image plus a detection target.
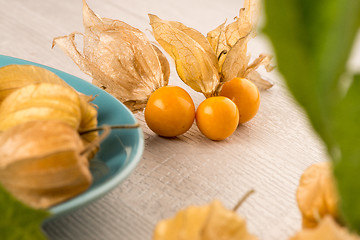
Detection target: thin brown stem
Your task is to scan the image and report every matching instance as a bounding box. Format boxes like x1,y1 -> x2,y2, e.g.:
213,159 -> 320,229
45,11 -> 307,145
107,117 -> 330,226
79,123 -> 140,135
80,125 -> 111,156
217,49 -> 228,61
233,189 -> 255,211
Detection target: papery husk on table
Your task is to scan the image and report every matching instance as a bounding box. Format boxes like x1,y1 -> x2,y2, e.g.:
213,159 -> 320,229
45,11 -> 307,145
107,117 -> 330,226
153,200 -> 257,240
289,216 -> 360,240
296,162 -> 339,228
149,0 -> 273,97
53,0 -> 170,112
0,120 -> 92,209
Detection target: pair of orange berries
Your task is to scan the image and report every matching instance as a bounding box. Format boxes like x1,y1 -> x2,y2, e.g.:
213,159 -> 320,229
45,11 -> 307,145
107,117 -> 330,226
145,78 -> 260,141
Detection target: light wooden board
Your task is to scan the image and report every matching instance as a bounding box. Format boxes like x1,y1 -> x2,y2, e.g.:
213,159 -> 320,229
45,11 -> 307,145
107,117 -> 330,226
0,0 -> 335,239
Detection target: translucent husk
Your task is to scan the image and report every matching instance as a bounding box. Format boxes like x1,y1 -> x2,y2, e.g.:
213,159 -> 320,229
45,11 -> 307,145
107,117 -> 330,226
0,83 -> 81,131
0,82 -> 99,159
149,0 -> 274,97
0,80 -> 98,159
153,198 -> 257,240
0,64 -> 68,105
53,0 -> 170,112
296,162 -> 339,228
289,216 -> 360,240
0,120 -> 92,209
149,14 -> 220,97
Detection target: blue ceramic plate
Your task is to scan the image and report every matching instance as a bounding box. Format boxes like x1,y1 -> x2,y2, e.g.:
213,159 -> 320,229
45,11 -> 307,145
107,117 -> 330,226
0,55 -> 144,217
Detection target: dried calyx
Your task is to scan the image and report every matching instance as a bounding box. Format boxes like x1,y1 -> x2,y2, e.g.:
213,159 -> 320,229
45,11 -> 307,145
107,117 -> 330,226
0,120 -> 93,209
290,216 -> 360,240
149,0 -> 273,98
0,64 -> 68,104
53,0 -> 170,112
296,162 -> 339,228
153,189 -> 257,240
0,63 -> 143,209
0,81 -> 100,160
0,64 -> 141,209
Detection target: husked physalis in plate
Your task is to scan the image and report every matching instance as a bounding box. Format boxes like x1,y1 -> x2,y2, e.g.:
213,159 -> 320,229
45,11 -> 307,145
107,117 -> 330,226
0,64 -> 104,209
0,83 -> 82,131
0,80 -> 99,160
296,162 -> 339,228
53,0 -> 170,112
153,200 -> 257,240
0,64 -> 100,158
0,120 -> 92,209
149,0 -> 273,98
0,64 -> 68,104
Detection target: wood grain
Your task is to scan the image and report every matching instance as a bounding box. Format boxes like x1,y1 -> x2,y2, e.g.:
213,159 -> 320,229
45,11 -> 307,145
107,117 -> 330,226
0,0 -> 333,239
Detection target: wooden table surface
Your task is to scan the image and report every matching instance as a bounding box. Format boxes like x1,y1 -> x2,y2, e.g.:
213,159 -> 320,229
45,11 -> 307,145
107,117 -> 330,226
0,0 -> 332,239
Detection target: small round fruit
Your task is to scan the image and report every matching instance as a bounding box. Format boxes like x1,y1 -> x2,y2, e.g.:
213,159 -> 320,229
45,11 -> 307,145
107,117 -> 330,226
196,96 -> 239,141
145,86 -> 195,137
219,77 -> 260,124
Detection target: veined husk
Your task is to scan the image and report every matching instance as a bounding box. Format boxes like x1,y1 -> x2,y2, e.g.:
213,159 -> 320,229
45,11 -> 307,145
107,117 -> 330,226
289,216 -> 360,240
149,14 -> 220,97
296,162 -> 339,228
0,83 -> 82,131
52,0 -> 170,112
0,83 -> 99,159
153,200 -> 257,240
0,120 -> 92,209
0,64 -> 67,105
149,0 -> 273,97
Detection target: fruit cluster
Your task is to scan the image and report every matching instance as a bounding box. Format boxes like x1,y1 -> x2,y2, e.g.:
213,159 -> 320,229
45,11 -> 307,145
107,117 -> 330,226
145,77 -> 260,140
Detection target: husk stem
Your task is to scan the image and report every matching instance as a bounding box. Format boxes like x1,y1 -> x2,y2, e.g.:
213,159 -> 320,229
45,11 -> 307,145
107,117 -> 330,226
79,123 -> 140,157
232,189 -> 255,212
79,123 -> 140,135
217,50 -> 228,61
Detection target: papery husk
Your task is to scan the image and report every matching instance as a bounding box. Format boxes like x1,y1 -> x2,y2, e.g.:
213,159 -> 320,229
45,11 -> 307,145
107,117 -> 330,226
0,64 -> 67,105
149,0 -> 273,98
0,82 -> 100,159
53,0 -> 169,112
206,21 -> 229,70
0,120 -> 92,209
220,37 -> 251,83
207,0 -> 273,91
78,94 -> 99,159
244,55 -> 274,91
0,83 -> 82,131
153,200 -> 257,240
149,14 -> 220,97
207,0 -> 258,70
289,216 -> 360,240
296,162 -> 339,228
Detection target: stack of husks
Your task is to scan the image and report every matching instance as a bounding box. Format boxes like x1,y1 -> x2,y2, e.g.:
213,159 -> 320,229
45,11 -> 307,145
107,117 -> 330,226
0,64 -> 99,209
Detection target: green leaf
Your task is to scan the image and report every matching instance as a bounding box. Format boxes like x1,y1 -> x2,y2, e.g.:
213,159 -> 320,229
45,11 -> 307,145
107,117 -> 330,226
332,74 -> 360,230
0,184 -> 50,240
264,0 -> 360,148
263,0 -> 360,232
